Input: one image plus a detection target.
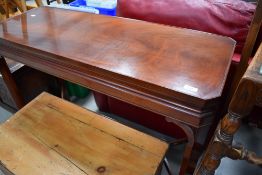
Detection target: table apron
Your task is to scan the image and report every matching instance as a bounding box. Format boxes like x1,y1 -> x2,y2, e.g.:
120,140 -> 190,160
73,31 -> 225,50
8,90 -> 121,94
0,45 -> 217,128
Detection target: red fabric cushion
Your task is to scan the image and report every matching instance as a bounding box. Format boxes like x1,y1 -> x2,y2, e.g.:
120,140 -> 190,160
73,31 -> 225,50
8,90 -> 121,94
232,53 -> 241,63
232,53 -> 253,64
117,0 -> 255,53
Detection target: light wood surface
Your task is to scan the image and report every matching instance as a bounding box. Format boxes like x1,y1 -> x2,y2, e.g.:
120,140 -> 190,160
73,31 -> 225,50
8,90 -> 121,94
0,92 -> 168,175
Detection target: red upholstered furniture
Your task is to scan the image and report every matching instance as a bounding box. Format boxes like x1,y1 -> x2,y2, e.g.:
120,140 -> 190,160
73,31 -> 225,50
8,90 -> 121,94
93,0 -> 259,139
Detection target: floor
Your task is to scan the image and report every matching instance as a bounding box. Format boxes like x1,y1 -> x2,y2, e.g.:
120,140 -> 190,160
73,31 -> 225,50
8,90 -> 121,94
0,92 -> 261,175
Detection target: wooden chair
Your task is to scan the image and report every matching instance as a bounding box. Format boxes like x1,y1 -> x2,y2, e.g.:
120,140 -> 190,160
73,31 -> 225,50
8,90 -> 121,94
0,0 -> 44,20
0,0 -> 27,18
227,0 -> 262,105
194,43 -> 262,175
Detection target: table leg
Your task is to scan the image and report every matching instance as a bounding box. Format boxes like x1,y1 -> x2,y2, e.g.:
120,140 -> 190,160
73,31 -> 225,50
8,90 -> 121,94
0,56 -> 24,109
178,123 -> 195,175
165,118 -> 195,175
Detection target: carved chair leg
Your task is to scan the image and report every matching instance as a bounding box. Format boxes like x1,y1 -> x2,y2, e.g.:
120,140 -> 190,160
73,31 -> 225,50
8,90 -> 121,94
227,144 -> 262,166
197,140 -> 227,175
0,56 -> 24,109
194,79 -> 258,175
246,152 -> 262,166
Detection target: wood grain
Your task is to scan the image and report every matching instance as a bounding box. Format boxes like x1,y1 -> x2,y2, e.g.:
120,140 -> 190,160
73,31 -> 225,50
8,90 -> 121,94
0,7 -> 235,127
228,0 -> 262,100
227,0 -> 262,106
194,43 -> 262,175
0,7 -> 236,174
0,92 -> 168,175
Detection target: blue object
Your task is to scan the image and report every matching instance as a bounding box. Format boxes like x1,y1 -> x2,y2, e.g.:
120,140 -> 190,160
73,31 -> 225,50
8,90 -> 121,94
48,4 -> 100,14
69,0 -> 86,7
69,0 -> 117,16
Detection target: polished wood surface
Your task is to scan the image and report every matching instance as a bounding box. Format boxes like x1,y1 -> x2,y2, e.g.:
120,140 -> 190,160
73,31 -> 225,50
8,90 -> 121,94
0,7 -> 235,127
0,92 -> 168,175
0,7 -> 236,174
194,43 -> 262,175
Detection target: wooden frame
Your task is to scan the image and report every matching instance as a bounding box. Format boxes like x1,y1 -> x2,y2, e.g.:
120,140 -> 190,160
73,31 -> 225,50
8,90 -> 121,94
194,43 -> 262,175
0,0 -> 44,19
227,0 -> 262,104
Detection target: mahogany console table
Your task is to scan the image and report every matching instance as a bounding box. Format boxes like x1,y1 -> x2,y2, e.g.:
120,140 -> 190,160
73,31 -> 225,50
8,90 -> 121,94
0,7 -> 235,175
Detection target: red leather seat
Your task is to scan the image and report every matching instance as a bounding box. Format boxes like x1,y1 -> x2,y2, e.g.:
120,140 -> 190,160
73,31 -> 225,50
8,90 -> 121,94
93,0 -> 259,138
117,0 -> 255,54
